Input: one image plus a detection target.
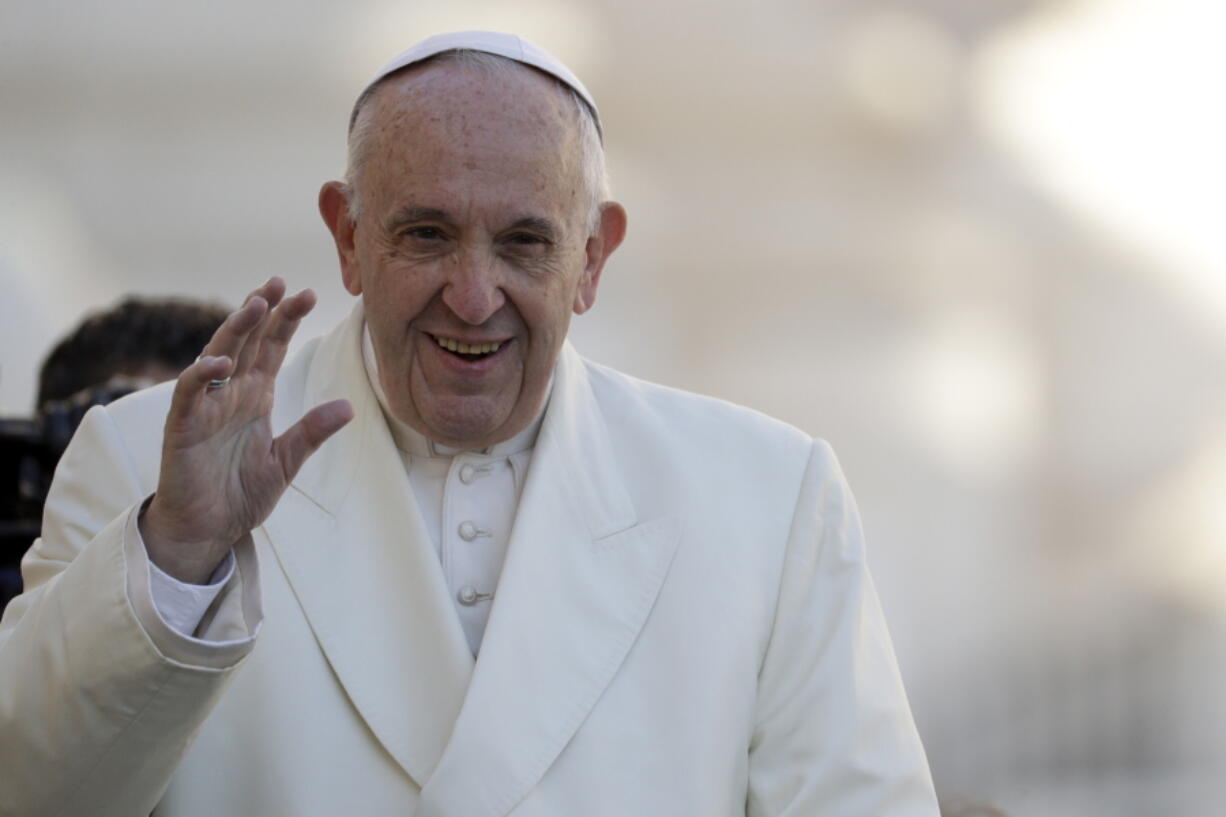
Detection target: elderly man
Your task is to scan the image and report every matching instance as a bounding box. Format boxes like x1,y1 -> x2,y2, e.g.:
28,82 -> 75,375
0,32 -> 938,817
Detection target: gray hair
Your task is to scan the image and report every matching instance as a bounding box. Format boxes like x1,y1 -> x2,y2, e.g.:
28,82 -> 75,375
343,49 -> 609,234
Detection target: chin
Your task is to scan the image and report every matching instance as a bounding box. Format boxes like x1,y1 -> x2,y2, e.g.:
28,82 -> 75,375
423,401 -> 512,448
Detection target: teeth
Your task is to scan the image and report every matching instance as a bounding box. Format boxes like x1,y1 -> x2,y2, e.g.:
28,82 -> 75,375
435,337 -> 502,355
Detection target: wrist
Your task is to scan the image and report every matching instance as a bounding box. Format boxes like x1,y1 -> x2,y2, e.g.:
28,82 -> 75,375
138,496 -> 234,585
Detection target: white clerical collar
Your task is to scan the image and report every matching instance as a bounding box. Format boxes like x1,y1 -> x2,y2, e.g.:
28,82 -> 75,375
361,324 -> 547,459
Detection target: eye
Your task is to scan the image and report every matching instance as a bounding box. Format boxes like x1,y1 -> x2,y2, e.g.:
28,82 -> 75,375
509,232 -> 544,245
503,232 -> 552,254
404,226 -> 446,242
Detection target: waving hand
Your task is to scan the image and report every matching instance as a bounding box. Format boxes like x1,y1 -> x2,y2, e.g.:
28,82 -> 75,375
139,278 -> 353,583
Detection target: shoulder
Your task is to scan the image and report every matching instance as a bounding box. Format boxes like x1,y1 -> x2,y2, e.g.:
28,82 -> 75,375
580,355 -> 814,457
89,378 -> 176,457
573,353 -> 824,501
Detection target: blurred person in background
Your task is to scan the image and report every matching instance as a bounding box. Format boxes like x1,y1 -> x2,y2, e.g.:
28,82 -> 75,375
35,296 -> 231,412
0,296 -> 227,612
0,32 -> 938,816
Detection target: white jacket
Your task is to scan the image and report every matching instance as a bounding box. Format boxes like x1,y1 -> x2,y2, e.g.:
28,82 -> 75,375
0,304 -> 938,817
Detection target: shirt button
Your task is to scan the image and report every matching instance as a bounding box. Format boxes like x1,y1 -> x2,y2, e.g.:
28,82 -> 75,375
459,464 -> 477,484
457,586 -> 479,606
458,521 -> 478,541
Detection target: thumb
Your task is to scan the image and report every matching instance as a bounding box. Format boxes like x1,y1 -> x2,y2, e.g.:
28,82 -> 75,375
272,399 -> 354,483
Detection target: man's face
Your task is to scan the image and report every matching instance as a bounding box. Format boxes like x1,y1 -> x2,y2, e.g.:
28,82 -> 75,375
321,62 -> 623,448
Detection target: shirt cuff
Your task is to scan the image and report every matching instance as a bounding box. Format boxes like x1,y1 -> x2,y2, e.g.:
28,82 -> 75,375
148,551 -> 236,637
126,499 -> 260,659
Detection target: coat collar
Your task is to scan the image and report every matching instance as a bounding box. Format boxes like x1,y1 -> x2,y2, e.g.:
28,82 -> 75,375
265,305 -> 680,808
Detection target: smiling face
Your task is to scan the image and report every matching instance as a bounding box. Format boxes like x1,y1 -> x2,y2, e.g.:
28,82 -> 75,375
320,60 -> 625,449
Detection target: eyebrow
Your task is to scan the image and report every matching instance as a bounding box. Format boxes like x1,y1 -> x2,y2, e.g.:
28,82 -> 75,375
385,206 -> 452,231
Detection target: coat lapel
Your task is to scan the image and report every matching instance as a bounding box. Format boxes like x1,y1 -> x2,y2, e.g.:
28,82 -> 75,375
418,344 -> 682,817
261,304 -> 475,789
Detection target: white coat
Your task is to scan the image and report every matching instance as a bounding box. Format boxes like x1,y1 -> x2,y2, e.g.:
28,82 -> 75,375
0,305 -> 938,816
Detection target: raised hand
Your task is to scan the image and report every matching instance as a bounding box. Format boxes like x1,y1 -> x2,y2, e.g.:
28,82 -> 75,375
139,277 -> 354,583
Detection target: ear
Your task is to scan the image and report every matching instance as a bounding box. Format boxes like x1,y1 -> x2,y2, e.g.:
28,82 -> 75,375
573,202 -> 628,315
319,181 -> 363,296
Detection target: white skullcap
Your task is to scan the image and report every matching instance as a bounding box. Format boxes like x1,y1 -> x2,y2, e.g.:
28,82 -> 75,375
350,30 -> 601,139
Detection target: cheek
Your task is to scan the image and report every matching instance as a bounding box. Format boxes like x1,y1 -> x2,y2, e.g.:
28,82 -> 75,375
522,298 -> 578,353
517,255 -> 588,324
363,258 -> 440,310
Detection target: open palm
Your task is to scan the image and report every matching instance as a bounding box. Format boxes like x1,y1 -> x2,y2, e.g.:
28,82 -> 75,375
140,278 -> 353,583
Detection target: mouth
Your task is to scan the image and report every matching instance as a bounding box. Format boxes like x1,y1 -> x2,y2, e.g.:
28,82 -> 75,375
429,333 -> 509,363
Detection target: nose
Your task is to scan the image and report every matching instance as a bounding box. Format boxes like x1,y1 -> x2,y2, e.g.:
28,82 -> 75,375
441,249 -> 506,325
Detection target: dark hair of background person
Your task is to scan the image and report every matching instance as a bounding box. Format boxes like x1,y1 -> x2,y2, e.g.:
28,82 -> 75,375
36,296 -> 230,411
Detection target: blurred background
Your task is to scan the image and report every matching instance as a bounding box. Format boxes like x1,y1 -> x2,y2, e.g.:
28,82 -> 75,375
2,0 -> 1223,813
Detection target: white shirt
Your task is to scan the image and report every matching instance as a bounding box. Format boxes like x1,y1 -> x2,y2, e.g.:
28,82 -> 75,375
145,324 -> 543,655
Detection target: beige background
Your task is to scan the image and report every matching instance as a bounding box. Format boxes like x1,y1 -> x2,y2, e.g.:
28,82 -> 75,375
3,1 -> 1224,814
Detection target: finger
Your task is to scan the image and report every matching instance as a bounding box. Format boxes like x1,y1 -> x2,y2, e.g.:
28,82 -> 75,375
271,399 -> 354,483
166,355 -> 233,427
247,276 -> 287,312
231,278 -> 288,376
201,296 -> 268,366
252,289 -> 318,379
201,277 -> 284,368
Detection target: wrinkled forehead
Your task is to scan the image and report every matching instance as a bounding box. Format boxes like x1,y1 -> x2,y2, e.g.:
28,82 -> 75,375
357,57 -> 581,141
354,63 -> 588,218
360,61 -> 582,163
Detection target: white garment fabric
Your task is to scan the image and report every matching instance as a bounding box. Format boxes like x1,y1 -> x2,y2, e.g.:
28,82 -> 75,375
144,323 -> 541,655
148,552 -> 234,635
1,303 -> 939,816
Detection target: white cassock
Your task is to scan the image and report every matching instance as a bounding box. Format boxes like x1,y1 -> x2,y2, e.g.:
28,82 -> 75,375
0,302 -> 940,817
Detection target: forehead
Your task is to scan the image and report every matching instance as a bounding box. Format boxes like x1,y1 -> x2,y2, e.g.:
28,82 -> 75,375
355,62 -> 584,210
372,59 -> 576,136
